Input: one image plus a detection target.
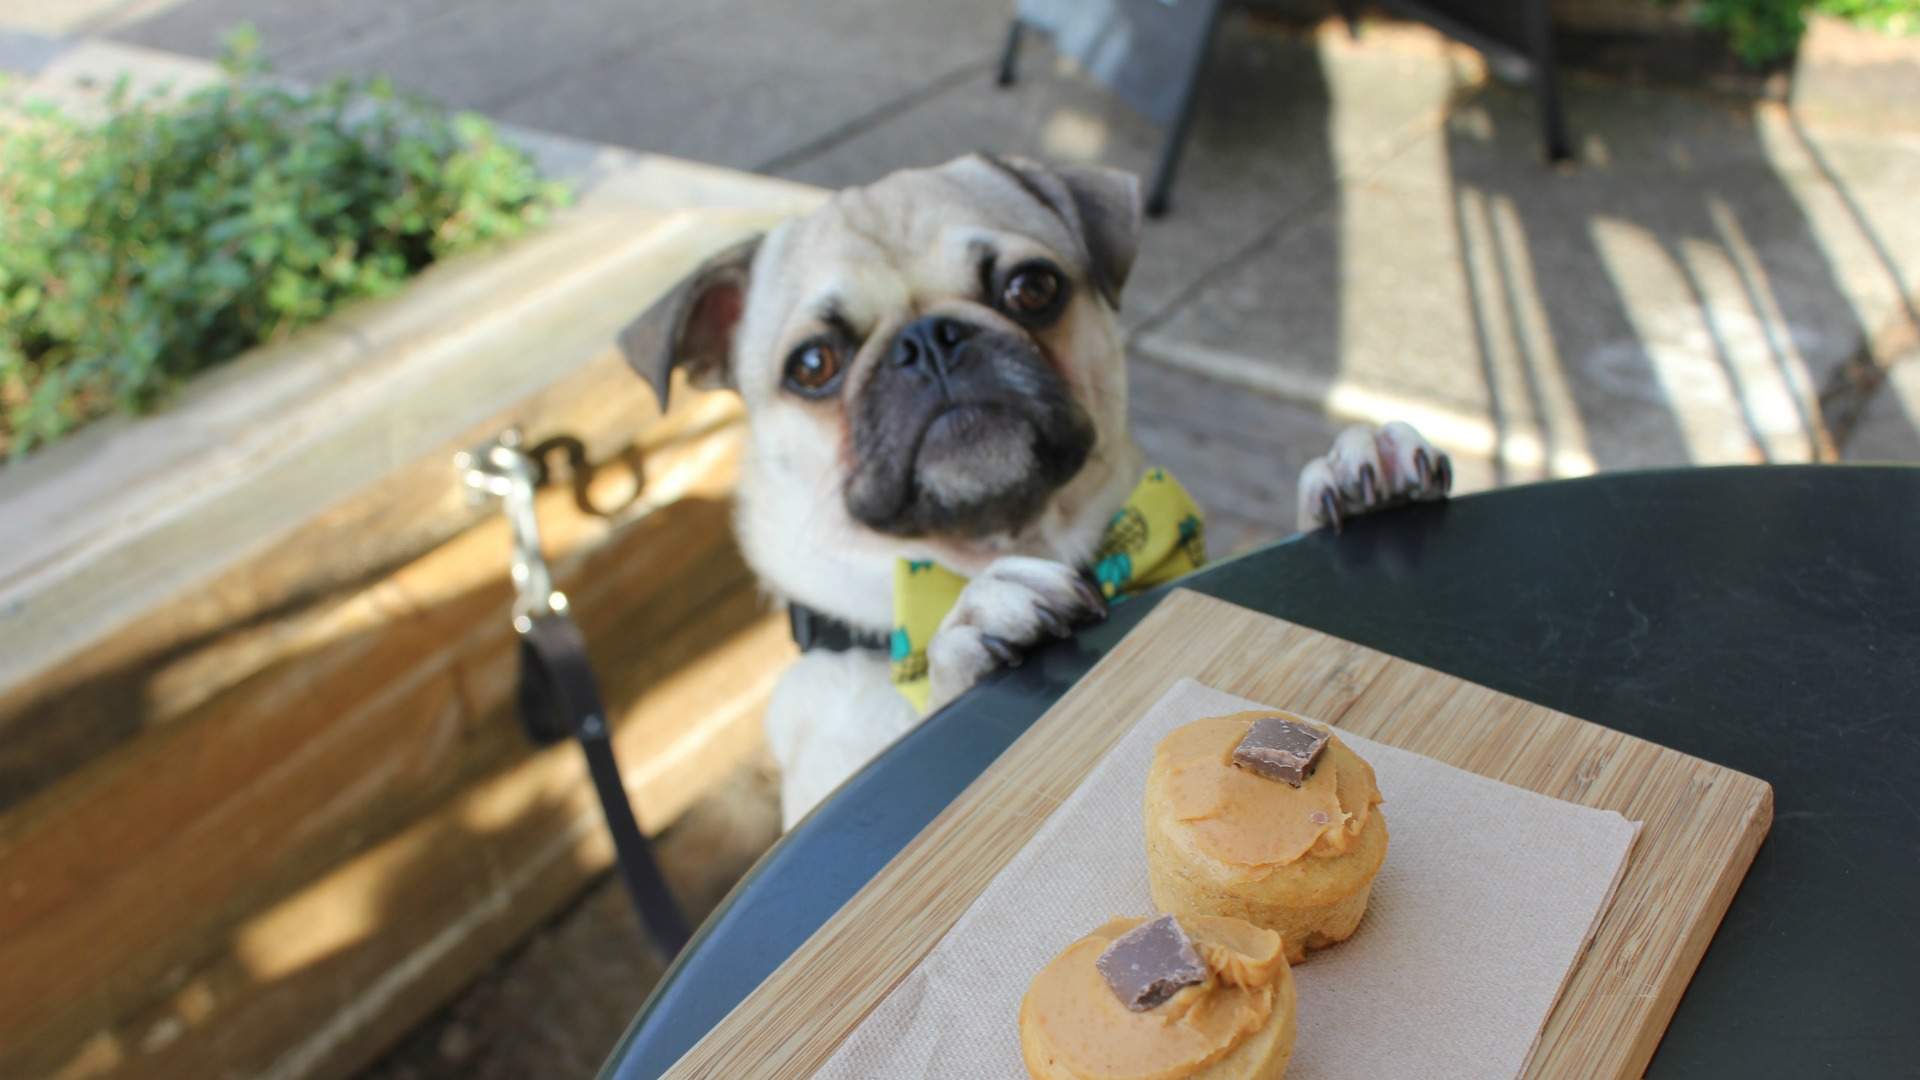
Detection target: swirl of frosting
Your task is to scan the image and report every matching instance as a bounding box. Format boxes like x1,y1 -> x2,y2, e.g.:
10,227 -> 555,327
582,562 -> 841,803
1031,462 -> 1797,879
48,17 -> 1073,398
1020,915 -> 1292,1080
1156,713 -> 1382,871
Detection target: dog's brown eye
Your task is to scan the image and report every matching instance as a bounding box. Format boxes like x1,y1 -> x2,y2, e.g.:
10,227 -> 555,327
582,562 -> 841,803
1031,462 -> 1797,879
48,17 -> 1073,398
1003,265 -> 1062,317
783,341 -> 843,396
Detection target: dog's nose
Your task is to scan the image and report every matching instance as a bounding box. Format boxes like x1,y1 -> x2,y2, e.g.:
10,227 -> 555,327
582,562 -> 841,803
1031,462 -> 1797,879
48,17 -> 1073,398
891,316 -> 979,373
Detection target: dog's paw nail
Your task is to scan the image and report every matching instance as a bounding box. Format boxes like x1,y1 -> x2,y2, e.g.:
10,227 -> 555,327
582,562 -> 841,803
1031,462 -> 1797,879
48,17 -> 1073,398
980,633 -> 1021,667
1074,577 -> 1107,616
1039,607 -> 1072,638
1435,454 -> 1453,494
1413,448 -> 1431,489
1359,463 -> 1378,507
1319,490 -> 1342,533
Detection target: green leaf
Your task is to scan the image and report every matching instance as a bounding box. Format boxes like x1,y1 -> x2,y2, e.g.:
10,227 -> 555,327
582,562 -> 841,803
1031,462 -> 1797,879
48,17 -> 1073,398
0,28 -> 569,457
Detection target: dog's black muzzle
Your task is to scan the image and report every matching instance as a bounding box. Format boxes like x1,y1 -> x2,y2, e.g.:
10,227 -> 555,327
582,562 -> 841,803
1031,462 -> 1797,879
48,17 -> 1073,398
842,318 -> 1094,539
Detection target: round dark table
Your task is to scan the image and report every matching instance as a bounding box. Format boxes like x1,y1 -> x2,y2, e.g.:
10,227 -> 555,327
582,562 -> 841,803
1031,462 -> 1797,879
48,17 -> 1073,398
605,465 -> 1919,1078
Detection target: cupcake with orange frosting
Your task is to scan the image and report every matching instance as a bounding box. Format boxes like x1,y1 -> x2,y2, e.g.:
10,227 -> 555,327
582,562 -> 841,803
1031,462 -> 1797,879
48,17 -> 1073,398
1144,711 -> 1386,964
1019,913 -> 1297,1080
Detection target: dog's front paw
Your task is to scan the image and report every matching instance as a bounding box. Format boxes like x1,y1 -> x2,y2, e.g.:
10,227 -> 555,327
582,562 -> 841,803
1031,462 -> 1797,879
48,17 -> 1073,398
925,556 -> 1105,710
1296,421 -> 1452,532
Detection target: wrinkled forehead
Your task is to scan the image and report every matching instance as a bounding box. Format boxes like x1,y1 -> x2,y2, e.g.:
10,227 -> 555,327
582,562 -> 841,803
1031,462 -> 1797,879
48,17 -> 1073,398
748,159 -> 1083,334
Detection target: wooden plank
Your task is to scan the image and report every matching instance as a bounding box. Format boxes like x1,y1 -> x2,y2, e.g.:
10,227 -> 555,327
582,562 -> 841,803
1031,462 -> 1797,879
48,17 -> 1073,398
664,590 -> 1772,1078
0,404 -> 795,1080
45,602 -> 790,1080
0,340 -> 747,811
0,397 -> 738,942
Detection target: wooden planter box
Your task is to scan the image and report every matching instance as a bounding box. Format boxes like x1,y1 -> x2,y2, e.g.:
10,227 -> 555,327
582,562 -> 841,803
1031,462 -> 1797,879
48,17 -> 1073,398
0,154 -> 822,1080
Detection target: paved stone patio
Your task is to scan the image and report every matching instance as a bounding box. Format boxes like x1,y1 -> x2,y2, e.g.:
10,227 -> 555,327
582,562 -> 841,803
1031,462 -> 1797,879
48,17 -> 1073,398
9,0 -> 1917,1074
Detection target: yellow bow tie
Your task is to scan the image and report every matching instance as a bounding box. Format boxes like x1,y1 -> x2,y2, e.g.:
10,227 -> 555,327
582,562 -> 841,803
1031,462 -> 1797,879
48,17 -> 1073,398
889,467 -> 1206,712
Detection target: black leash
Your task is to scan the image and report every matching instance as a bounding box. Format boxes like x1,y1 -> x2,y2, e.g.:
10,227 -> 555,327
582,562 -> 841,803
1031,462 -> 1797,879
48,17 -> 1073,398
517,611 -> 691,954
458,429 -> 692,957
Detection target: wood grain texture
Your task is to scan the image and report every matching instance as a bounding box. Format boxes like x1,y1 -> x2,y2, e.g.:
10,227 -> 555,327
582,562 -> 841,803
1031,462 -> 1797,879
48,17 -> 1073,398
0,409 -> 795,1080
0,382 -> 791,1080
665,590 -> 1772,1079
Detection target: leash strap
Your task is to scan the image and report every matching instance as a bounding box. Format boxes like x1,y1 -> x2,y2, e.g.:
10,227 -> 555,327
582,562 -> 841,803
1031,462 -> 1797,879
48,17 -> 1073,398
461,430 -> 691,954
518,611 -> 692,955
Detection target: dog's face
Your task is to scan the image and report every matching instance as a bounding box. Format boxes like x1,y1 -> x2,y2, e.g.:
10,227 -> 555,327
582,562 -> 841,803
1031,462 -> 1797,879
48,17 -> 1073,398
625,154 -> 1142,552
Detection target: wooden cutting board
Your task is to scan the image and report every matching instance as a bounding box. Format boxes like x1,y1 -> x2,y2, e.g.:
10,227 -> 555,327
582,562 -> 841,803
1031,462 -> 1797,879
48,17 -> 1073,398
664,590 -> 1773,1078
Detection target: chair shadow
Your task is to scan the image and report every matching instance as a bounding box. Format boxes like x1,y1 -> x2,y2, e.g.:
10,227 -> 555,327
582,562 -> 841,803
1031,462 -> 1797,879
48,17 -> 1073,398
1439,70 -> 1915,477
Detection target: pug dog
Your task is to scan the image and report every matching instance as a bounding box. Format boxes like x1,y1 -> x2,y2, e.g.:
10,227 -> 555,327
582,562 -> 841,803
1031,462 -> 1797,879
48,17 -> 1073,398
623,154 -> 1449,828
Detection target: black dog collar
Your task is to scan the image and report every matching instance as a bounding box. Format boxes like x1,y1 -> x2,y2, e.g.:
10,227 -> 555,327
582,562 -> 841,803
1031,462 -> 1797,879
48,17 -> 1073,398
789,602 -> 890,654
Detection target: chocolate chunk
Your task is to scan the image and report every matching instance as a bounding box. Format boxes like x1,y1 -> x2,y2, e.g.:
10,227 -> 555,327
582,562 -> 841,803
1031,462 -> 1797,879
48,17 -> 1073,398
1095,915 -> 1208,1011
1232,715 -> 1331,787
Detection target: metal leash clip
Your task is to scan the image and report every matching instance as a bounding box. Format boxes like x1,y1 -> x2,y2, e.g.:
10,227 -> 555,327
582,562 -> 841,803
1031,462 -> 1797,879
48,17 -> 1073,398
454,428 -> 692,954
455,428 -> 568,633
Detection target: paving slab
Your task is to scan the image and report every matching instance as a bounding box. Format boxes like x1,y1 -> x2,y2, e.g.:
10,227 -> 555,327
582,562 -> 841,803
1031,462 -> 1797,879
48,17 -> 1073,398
1762,117 -> 1920,361
1130,351 -> 1497,556
777,15 -> 1487,330
489,0 -> 1006,172
0,0 -> 178,36
1790,15 -> 1920,133
87,0 -> 1011,174
1137,73 -> 1920,479
1844,352 -> 1920,461
262,0 -> 709,118
71,0 -> 466,68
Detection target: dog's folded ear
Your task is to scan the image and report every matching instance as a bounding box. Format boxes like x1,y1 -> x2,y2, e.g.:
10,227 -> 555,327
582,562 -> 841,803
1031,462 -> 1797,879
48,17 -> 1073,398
980,155 -> 1142,311
616,233 -> 763,409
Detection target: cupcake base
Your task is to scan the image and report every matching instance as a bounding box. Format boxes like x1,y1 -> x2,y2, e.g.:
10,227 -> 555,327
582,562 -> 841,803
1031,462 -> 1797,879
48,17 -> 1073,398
1146,802 -> 1388,966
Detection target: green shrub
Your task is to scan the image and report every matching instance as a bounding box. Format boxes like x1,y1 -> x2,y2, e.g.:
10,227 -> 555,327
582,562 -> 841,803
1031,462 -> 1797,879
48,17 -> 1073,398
0,28 -> 566,457
1816,0 -> 1919,34
1697,0 -> 1919,65
1697,0 -> 1809,64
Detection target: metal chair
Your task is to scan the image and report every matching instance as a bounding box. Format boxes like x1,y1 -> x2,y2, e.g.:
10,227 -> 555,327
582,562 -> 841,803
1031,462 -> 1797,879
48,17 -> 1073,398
998,0 -> 1570,217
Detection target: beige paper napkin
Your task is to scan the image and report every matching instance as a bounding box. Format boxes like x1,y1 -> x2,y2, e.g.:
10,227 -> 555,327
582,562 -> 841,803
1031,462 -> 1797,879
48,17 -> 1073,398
815,679 -> 1640,1080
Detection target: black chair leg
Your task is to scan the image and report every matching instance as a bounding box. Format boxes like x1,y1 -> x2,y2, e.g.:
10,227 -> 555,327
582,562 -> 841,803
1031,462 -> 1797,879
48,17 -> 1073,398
997,19 -> 1025,87
1144,0 -> 1226,217
1523,0 -> 1572,161
1144,113 -> 1190,218
1336,0 -> 1364,40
